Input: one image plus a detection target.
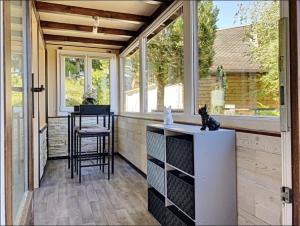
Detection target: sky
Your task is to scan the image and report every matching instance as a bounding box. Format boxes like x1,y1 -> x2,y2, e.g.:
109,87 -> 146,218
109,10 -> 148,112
213,1 -> 252,29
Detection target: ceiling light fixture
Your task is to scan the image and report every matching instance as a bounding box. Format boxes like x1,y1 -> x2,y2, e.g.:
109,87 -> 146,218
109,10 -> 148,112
92,16 -> 100,34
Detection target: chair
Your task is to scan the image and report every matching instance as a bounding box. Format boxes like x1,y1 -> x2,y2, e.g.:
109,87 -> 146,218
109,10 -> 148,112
74,105 -> 112,183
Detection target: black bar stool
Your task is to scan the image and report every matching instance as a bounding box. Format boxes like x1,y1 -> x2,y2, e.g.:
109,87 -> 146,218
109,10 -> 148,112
74,105 -> 112,183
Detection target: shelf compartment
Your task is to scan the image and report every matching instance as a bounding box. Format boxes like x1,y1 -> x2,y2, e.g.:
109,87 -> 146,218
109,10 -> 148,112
146,130 -> 165,162
166,205 -> 195,226
147,159 -> 165,195
148,187 -> 165,225
167,170 -> 195,219
166,135 -> 194,175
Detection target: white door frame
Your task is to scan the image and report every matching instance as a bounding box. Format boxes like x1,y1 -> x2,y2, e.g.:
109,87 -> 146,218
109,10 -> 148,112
280,1 -> 292,225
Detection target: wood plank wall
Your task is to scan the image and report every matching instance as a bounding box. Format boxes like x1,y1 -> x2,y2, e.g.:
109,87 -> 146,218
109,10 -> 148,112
117,116 -> 282,225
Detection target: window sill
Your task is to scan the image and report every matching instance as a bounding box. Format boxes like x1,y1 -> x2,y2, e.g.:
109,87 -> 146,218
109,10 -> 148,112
118,112 -> 280,133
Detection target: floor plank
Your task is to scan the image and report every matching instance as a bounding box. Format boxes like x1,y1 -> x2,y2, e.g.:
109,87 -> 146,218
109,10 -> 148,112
33,157 -> 158,225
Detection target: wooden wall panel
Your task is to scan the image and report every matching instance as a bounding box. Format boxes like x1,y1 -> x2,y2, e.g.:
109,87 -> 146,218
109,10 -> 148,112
117,116 -> 282,225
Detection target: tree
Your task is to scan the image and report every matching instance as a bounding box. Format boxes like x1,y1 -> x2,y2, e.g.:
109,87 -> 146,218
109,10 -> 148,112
198,1 -> 219,78
236,1 -> 280,103
147,12 -> 184,111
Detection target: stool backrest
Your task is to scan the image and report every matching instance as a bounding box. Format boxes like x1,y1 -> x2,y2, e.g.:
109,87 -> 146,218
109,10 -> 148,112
79,105 -> 110,116
79,105 -> 111,129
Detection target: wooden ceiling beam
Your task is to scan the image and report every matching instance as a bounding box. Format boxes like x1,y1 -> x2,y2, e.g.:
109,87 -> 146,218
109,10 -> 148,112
40,21 -> 136,37
121,0 -> 174,52
44,34 -> 126,46
35,1 -> 150,23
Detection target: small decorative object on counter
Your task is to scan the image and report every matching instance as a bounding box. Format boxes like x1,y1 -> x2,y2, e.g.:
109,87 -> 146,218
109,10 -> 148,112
82,86 -> 97,105
164,106 -> 173,125
198,104 -> 220,131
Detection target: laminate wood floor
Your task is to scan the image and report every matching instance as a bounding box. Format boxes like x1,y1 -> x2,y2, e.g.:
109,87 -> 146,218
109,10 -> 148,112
33,157 -> 158,225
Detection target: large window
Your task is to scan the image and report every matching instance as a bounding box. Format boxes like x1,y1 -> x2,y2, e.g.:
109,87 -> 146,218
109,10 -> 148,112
146,8 -> 184,113
196,1 -> 280,116
59,52 -> 112,112
123,47 -> 140,112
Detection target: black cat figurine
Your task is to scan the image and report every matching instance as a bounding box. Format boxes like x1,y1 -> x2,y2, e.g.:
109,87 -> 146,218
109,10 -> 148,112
198,105 -> 220,131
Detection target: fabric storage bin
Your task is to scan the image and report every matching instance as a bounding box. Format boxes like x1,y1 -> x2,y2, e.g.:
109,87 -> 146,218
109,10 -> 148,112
147,159 -> 165,195
148,188 -> 166,225
146,131 -> 165,162
166,135 -> 194,175
167,170 -> 195,219
165,206 -> 195,226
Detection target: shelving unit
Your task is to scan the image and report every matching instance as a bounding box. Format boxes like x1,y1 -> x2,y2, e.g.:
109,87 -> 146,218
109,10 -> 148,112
146,123 -> 237,225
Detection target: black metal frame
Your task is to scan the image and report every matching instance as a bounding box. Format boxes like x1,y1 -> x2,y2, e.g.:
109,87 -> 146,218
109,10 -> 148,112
67,105 -> 115,182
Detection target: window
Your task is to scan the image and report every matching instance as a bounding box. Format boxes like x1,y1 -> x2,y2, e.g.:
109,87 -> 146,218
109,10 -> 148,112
63,56 -> 85,107
90,58 -> 110,105
146,8 -> 184,113
123,47 -> 140,112
59,52 -> 112,112
196,1 -> 280,116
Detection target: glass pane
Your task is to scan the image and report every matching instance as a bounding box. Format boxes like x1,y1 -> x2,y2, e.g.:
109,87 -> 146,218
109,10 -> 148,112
147,8 -> 184,113
64,56 -> 85,107
91,58 -> 110,105
123,48 -> 140,112
197,1 -> 280,116
10,0 -> 27,221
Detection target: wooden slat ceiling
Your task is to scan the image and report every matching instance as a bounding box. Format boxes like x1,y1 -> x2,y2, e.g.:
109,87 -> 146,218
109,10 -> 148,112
35,0 -> 174,51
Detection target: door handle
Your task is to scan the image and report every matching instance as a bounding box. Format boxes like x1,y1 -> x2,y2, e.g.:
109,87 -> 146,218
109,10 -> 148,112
31,85 -> 45,93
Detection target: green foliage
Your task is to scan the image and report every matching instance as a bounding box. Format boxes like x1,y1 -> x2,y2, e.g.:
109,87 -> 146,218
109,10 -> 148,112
237,1 -> 280,103
147,11 -> 184,110
64,57 -> 110,106
65,57 -> 84,78
198,1 -> 219,78
92,59 -> 110,105
65,76 -> 84,107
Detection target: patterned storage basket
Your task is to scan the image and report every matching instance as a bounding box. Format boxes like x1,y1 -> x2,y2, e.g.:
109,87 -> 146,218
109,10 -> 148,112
146,131 -> 165,162
166,135 -> 194,175
165,206 -> 195,226
167,170 -> 195,219
147,159 -> 165,195
148,188 -> 166,225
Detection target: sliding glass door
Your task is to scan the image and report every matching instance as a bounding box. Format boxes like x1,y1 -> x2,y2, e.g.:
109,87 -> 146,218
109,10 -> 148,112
9,0 -> 29,223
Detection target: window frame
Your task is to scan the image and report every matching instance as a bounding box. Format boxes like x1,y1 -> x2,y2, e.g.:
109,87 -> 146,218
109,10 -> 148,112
120,41 -> 141,113
57,50 -> 117,115
119,0 -> 285,132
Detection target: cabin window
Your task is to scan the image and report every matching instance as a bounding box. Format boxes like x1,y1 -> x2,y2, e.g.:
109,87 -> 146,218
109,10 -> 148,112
59,52 -> 112,112
196,1 -> 280,117
123,47 -> 140,112
62,56 -> 85,107
146,8 -> 184,113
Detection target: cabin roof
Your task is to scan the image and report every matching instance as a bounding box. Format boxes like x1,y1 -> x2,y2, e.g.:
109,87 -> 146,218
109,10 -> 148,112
211,26 -> 261,73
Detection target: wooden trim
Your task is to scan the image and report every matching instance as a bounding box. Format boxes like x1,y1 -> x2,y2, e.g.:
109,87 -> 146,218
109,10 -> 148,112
35,1 -> 149,23
44,34 -> 126,47
40,21 -> 137,37
116,153 -> 146,178
121,0 -> 174,52
290,0 -> 300,224
116,115 -> 281,137
3,0 -> 12,224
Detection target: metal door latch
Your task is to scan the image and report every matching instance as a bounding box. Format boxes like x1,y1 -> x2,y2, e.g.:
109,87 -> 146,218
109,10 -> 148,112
281,187 -> 292,204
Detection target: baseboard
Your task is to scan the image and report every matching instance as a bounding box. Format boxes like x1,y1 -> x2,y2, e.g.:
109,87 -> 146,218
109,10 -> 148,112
15,191 -> 33,225
47,153 -> 147,179
116,153 -> 146,179
48,156 -> 68,160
